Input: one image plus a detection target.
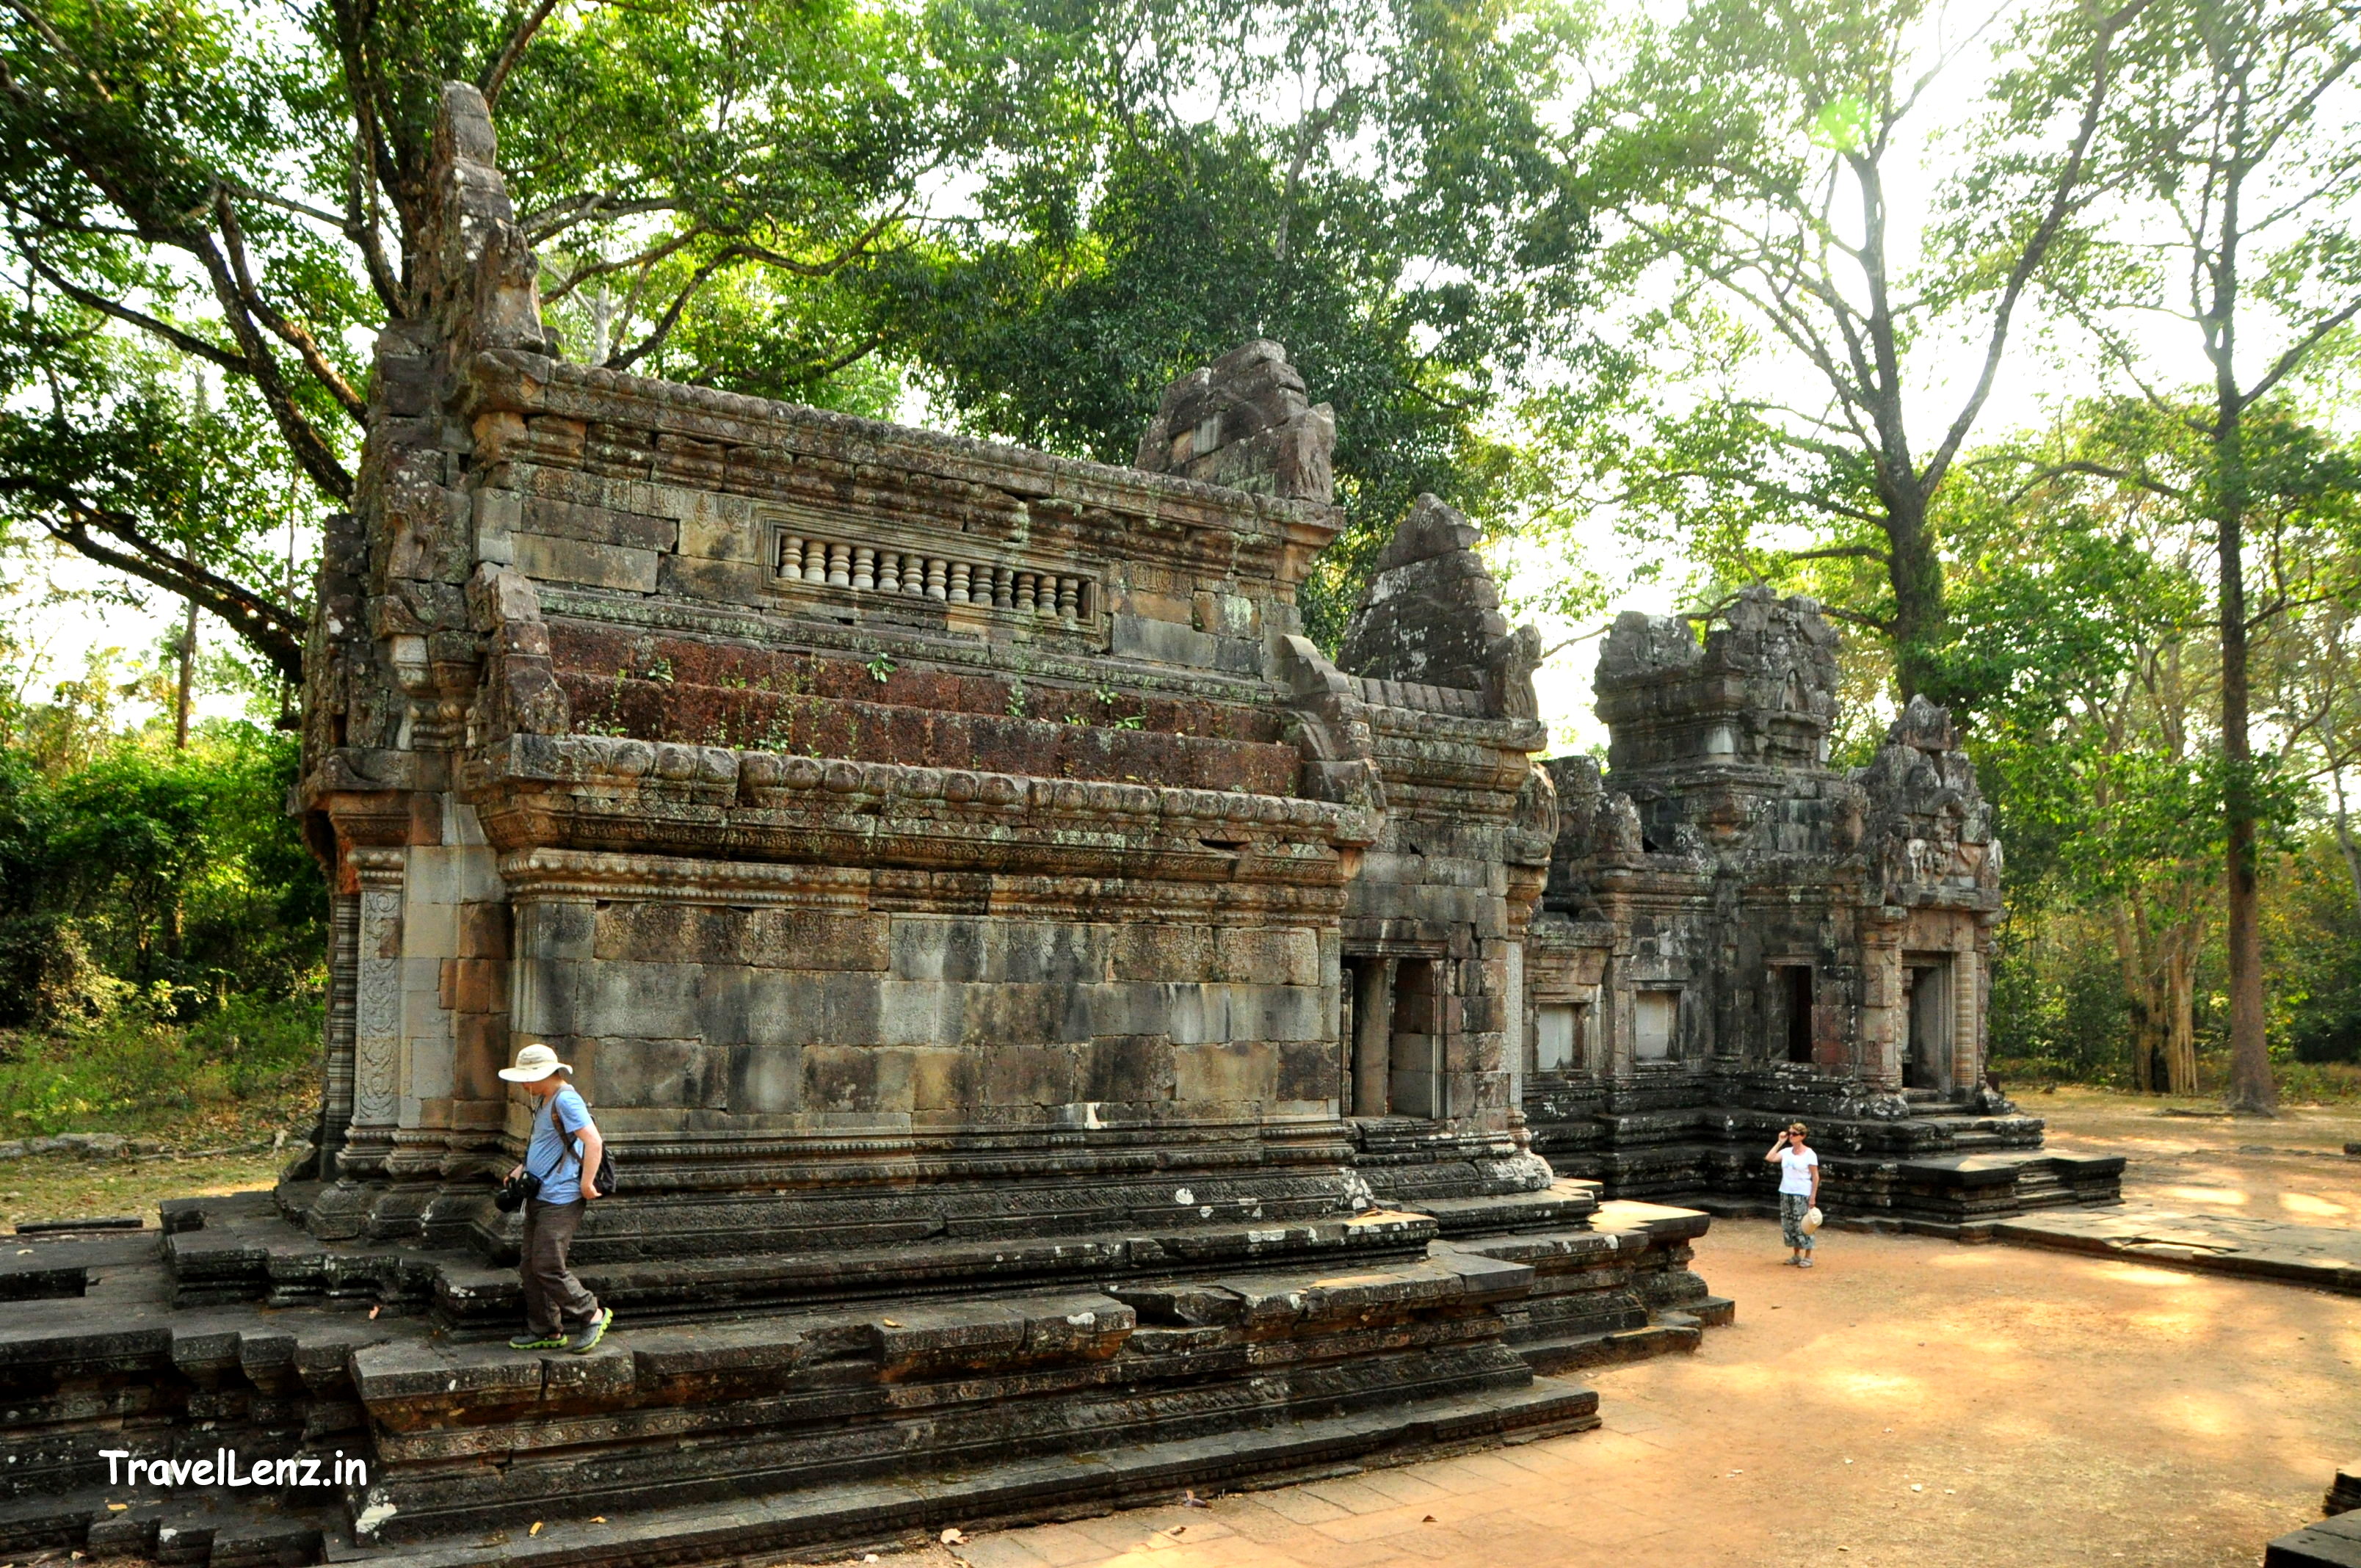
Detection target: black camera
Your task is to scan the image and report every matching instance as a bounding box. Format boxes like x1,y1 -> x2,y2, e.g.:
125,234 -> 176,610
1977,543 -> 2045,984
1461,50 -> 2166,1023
493,1170 -> 542,1213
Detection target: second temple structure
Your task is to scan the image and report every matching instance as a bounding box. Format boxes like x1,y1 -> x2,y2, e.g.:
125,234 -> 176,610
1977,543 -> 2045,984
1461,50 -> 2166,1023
0,82 -> 2117,1568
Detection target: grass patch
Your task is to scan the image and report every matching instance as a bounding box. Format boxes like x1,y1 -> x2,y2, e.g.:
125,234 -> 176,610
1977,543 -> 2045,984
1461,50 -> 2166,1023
0,992 -> 319,1144
0,1149 -> 289,1231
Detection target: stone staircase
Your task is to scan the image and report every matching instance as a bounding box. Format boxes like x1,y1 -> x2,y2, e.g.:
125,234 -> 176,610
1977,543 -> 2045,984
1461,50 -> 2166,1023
1,1185 -> 1727,1567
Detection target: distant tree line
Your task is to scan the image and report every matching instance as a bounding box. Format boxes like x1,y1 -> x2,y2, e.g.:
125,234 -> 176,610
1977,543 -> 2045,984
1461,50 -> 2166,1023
0,636 -> 324,1028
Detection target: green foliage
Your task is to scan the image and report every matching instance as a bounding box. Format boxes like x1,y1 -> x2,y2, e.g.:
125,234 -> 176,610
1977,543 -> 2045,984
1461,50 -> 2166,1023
0,991 -> 321,1135
878,0 -> 1595,645
1560,0 -> 2158,692
0,0 -> 960,675
1989,911 -> 2136,1084
0,721 -> 324,1027
2263,835 -> 2361,1064
0,602 -> 325,1129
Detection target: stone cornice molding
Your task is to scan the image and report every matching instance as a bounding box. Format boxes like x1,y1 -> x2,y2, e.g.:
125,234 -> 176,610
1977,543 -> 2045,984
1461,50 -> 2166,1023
465,733 -> 1378,849
463,352 -> 1345,584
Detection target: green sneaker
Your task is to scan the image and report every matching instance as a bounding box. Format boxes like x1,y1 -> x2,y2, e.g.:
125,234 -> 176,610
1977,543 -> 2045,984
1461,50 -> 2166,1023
567,1307 -> 614,1354
509,1331 -> 567,1350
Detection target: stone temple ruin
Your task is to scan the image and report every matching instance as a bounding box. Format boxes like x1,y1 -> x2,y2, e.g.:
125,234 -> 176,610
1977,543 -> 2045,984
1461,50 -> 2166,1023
1523,595 -> 2122,1224
0,83 -> 2114,1568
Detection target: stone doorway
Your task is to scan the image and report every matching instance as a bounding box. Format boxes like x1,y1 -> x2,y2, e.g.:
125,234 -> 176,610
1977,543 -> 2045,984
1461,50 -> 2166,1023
1345,954 -> 1446,1117
1775,963 -> 1814,1064
1389,957 -> 1444,1117
1903,957 -> 1952,1092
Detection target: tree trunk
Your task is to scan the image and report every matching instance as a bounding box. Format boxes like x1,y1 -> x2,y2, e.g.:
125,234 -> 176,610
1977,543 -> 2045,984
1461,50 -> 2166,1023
2110,900 -> 2162,1092
2162,912 -> 2199,1097
2218,475 -> 2274,1112
2208,153 -> 2275,1116
1883,482 -> 1945,702
2329,769 -> 2361,908
174,599 -> 197,750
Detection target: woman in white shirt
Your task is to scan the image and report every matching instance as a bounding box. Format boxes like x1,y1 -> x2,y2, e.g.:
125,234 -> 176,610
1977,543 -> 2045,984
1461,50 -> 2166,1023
1766,1122 -> 1821,1267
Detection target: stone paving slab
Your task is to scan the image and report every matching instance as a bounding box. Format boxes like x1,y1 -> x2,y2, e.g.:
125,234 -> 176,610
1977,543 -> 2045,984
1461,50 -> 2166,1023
1992,1202 -> 2361,1293
2269,1510 -> 2361,1567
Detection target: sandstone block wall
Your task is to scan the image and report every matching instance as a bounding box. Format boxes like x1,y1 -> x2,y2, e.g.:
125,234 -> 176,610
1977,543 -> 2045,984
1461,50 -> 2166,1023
290,85 -> 1560,1252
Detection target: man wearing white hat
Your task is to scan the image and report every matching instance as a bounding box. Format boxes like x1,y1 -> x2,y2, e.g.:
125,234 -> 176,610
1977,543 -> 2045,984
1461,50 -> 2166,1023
498,1043 -> 614,1351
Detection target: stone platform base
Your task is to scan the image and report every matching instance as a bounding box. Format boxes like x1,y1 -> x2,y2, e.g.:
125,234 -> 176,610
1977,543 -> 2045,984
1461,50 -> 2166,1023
1,1188 -> 1726,1567
2269,1512 -> 2361,1566
1649,1147 -> 2125,1241
2266,1464 -> 2361,1568
1991,1205 -> 2361,1293
1540,1089 -> 2126,1233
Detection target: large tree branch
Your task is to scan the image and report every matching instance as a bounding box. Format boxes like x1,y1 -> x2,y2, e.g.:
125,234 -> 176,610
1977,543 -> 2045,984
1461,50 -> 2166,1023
2006,459 -> 2190,507
1919,0 -> 2156,500
1631,217 -> 1871,419
186,231 -> 355,503
217,179 -> 348,232
603,211 -> 907,371
521,192 -> 676,246
1626,467 -> 1885,526
214,192 -> 368,423
543,225 -> 705,304
21,491 -> 306,683
1788,542 -> 1893,564
480,0 -> 562,110
732,206 -> 907,278
2241,293 -> 2361,410
603,248 -> 737,371
13,241 -> 246,371
344,128 -> 406,313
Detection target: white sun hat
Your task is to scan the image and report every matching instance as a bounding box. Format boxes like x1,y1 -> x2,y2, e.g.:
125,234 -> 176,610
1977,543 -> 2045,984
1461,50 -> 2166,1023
497,1043 -> 570,1083
1802,1206 -> 1824,1234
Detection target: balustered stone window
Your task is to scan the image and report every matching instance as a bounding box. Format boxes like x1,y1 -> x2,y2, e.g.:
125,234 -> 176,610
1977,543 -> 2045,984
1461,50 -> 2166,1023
768,519 -> 1102,635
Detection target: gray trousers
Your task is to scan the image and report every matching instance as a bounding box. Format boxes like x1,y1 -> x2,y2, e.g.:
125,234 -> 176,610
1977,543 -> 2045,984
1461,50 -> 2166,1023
521,1198 -> 601,1335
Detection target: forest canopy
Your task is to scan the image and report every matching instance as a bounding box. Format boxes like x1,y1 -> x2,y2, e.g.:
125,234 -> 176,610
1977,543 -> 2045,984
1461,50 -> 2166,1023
1,0 -> 2358,1106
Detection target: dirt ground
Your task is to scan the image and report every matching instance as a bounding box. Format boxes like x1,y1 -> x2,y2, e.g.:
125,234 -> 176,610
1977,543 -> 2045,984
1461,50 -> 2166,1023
837,1092 -> 2361,1568
864,1218 -> 2360,1568
2036,1086 -> 2361,1220
0,1148 -> 286,1232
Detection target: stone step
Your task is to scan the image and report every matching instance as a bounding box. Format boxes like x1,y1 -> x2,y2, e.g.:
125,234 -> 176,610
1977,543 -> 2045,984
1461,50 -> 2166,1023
344,1252 -> 1556,1542
2330,1456 -> 2361,1517
162,1194 -> 1454,1325
0,1487 -> 333,1567
345,1376 -> 1601,1568
7,1188 -> 1733,1564
1403,1182 -> 1600,1237
1512,1315 -> 1705,1376
2266,1509 -> 2361,1567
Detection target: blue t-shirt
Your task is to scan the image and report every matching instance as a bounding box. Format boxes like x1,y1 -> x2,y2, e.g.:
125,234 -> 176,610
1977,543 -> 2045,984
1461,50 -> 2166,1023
525,1084 -> 595,1205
